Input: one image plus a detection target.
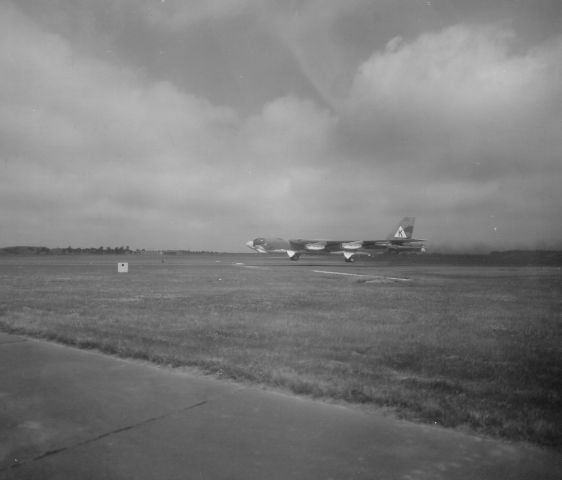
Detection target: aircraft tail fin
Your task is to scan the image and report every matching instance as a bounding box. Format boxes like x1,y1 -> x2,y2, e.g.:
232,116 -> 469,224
387,217 -> 415,240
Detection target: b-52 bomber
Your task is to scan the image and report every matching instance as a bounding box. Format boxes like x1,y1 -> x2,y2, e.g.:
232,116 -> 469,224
246,217 -> 426,262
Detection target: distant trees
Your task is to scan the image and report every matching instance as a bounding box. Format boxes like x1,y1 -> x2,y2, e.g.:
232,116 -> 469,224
0,246 -> 50,255
51,246 -> 135,255
94,246 -> 134,254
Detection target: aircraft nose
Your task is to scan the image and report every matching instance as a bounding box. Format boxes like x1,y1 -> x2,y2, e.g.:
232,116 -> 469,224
245,240 -> 255,249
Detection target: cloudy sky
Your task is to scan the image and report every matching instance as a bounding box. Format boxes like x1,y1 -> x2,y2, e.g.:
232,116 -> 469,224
1,0 -> 561,251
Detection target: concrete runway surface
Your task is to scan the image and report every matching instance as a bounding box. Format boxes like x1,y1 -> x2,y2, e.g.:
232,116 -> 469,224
1,332 -> 560,480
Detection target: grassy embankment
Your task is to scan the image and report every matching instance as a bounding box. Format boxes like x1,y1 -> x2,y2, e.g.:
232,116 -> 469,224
0,255 -> 560,449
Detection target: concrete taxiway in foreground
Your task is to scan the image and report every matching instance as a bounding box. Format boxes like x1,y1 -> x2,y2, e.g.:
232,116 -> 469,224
1,332 -> 560,479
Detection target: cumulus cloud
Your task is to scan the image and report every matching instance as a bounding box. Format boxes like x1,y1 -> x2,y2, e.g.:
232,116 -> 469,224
338,24 -> 562,246
0,2 -> 338,248
348,25 -> 562,165
241,96 -> 336,165
1,2 -> 561,250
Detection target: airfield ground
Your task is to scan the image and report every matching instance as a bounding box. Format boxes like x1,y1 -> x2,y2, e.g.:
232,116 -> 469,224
0,253 -> 560,449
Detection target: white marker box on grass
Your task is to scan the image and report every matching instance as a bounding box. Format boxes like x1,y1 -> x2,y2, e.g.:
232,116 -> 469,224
118,262 -> 128,273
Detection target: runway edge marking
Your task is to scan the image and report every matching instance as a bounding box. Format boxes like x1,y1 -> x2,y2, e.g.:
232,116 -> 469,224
313,270 -> 411,282
313,270 -> 369,277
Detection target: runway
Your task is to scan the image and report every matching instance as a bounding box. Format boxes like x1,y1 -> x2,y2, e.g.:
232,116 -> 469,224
1,332 -> 560,479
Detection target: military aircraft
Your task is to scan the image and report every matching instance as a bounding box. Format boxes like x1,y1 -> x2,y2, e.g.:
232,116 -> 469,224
246,217 -> 426,262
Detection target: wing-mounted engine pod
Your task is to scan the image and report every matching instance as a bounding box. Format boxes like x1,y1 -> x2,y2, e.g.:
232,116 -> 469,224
342,241 -> 362,250
305,242 -> 327,251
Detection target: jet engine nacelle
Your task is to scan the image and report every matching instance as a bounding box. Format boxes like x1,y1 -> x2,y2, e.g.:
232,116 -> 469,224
305,242 -> 327,251
341,241 -> 363,250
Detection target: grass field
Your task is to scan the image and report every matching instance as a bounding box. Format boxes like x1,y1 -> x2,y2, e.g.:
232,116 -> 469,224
0,253 -> 560,449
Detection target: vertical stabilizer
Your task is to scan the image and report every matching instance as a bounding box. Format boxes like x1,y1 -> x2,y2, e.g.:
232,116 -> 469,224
387,217 -> 415,240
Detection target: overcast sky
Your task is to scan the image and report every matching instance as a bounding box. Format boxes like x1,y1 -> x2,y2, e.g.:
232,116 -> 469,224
1,0 -> 561,251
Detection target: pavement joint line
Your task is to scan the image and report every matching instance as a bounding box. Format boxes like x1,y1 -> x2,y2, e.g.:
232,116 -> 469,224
4,382 -> 250,472
4,400 -> 209,472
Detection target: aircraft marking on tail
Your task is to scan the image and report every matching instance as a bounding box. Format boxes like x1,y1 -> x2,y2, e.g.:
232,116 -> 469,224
395,226 -> 407,238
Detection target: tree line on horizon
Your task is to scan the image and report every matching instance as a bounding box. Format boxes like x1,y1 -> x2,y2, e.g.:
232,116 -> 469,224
0,246 -> 217,255
1,246 -> 561,265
